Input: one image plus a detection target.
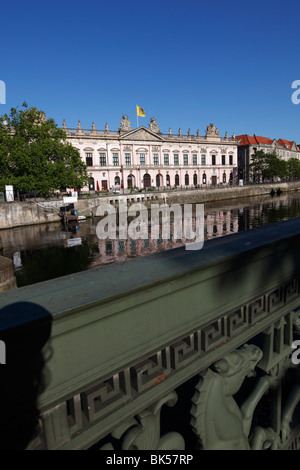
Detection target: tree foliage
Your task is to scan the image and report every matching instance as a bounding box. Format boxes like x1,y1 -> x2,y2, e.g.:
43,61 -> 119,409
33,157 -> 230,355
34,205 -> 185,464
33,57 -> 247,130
0,104 -> 89,195
249,150 -> 300,182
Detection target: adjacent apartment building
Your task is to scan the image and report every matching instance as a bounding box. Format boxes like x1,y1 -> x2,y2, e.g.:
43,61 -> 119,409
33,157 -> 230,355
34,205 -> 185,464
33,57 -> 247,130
63,116 -> 238,192
236,134 -> 300,182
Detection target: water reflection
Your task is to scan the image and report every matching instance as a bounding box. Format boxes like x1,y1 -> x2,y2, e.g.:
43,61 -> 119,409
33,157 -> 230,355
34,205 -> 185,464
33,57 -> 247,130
1,192 -> 300,287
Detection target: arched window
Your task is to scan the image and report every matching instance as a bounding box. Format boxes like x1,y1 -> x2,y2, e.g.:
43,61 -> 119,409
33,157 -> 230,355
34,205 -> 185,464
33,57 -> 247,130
127,174 -> 135,188
185,174 -> 189,186
115,176 -> 120,185
223,172 -> 226,183
143,173 -> 151,188
166,174 -> 170,186
193,174 -> 197,186
175,174 -> 180,186
203,173 -> 206,184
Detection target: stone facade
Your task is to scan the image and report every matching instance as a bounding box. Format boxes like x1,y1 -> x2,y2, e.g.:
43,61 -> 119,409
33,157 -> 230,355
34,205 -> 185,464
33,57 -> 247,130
63,117 -> 238,192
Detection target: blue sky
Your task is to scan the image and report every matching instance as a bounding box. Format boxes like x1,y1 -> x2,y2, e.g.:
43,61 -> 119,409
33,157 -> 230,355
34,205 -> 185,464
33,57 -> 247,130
1,0 -> 300,141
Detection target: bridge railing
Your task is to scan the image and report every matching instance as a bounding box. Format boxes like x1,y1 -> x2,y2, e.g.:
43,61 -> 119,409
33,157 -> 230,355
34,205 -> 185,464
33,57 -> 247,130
0,219 -> 300,450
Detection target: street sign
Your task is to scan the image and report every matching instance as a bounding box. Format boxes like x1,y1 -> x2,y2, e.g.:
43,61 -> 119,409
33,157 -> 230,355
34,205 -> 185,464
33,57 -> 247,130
5,185 -> 14,202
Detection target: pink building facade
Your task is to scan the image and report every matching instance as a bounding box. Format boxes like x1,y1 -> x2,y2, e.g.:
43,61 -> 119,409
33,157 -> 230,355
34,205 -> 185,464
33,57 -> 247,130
63,116 -> 238,192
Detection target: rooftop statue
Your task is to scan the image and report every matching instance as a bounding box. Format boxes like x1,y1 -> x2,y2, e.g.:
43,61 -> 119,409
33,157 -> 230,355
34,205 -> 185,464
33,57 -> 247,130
149,117 -> 160,133
205,123 -> 219,137
119,114 -> 132,132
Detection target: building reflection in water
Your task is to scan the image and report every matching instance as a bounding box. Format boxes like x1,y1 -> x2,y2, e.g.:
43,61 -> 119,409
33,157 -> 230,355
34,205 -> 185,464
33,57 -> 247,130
89,209 -> 239,268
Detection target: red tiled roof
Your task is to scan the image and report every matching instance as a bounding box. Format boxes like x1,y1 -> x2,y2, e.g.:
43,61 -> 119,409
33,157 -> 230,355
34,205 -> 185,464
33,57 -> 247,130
235,134 -> 273,146
236,135 -> 300,152
276,139 -> 296,150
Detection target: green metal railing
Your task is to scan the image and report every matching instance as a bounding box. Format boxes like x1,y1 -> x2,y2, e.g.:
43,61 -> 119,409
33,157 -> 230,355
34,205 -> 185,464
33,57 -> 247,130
0,219 -> 300,450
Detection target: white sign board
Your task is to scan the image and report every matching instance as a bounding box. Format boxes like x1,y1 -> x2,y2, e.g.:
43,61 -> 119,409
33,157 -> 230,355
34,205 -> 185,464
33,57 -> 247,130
63,196 -> 78,204
5,185 -> 14,202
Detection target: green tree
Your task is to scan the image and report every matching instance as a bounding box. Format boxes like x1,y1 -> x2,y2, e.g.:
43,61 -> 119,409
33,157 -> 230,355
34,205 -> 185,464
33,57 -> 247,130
249,150 -> 287,183
249,150 -> 266,183
262,153 -> 287,182
286,158 -> 300,180
0,104 -> 89,195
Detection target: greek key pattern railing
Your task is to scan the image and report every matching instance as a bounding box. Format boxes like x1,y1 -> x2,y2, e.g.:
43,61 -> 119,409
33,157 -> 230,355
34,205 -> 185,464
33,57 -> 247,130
36,276 -> 300,450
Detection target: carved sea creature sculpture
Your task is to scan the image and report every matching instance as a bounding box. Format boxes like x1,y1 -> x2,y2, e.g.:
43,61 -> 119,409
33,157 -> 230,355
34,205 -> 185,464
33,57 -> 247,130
190,344 -> 279,450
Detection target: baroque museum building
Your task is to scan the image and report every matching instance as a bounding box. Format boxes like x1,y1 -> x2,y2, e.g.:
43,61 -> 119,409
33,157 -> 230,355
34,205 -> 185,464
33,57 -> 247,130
63,115 -> 238,191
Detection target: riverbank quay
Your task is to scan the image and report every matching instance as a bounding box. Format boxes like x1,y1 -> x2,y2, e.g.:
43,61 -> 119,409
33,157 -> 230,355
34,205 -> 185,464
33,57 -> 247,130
0,181 -> 299,230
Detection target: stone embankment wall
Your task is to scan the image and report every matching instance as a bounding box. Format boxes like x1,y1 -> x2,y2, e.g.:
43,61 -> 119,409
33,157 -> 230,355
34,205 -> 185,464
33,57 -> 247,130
0,201 -> 60,230
166,181 -> 300,205
0,181 -> 299,230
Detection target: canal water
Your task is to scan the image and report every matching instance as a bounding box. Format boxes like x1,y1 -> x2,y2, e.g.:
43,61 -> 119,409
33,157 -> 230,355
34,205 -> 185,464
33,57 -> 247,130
1,191 -> 300,288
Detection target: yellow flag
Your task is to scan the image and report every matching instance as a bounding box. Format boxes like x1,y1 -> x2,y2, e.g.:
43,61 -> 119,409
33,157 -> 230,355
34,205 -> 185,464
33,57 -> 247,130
136,105 -> 145,117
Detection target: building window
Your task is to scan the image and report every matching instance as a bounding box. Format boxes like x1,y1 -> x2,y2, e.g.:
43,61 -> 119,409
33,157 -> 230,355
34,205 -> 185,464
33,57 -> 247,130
164,154 -> 169,165
99,153 -> 106,166
201,154 -> 206,165
193,173 -> 197,185
222,155 -> 226,165
175,174 -> 180,186
229,155 -> 233,165
185,174 -> 189,185
125,153 -> 131,166
113,154 -> 119,166
140,153 -> 145,165
153,153 -> 159,165
86,153 -> 93,166
212,155 -> 216,166
192,154 -> 197,165
174,154 -> 179,165
223,172 -> 226,183
166,174 -> 170,186
156,174 -> 162,187
143,173 -> 151,188
127,174 -> 134,188
203,173 -> 206,184
183,154 -> 188,165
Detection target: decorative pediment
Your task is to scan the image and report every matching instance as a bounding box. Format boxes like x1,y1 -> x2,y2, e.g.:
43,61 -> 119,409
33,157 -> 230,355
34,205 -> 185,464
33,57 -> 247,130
120,126 -> 163,142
